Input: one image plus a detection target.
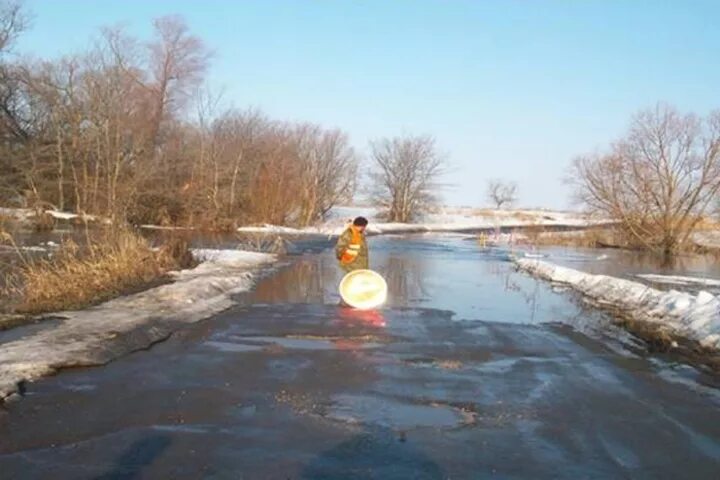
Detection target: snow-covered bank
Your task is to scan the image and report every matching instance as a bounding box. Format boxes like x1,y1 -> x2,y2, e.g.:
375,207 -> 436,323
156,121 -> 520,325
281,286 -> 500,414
2,205 -> 610,239
235,205 -> 607,237
692,230 -> 720,250
0,207 -> 33,221
0,207 -> 110,225
238,217 -> 612,236
0,249 -> 276,402
636,274 -> 720,289
514,258 -> 720,351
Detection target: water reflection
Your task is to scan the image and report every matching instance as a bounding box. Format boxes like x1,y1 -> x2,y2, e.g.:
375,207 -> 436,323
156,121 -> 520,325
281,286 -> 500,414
249,244 -> 431,310
333,308 -> 387,351
377,256 -> 428,307
503,274 -> 541,323
537,246 -> 720,278
252,257 -> 338,304
336,308 -> 386,328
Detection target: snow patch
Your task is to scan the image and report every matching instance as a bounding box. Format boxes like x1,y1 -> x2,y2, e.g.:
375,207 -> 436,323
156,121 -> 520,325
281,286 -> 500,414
636,274 -> 720,289
139,224 -> 195,231
0,207 -> 112,225
515,258 -> 720,351
692,230 -> 720,249
237,219 -> 607,237
235,206 -> 607,237
0,207 -> 34,221
0,249 -> 276,402
0,245 -> 47,253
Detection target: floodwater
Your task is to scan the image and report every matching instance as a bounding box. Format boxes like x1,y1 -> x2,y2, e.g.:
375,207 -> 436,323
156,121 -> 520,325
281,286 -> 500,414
1,235 -> 720,479
532,245 -> 720,294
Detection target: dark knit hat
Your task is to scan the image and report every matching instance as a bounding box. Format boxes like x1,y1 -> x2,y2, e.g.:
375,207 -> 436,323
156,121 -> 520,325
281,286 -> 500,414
353,216 -> 369,227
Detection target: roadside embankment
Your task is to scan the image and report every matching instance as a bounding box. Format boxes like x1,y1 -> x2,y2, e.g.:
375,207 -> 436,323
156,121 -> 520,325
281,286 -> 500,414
514,257 -> 720,366
0,249 -> 276,403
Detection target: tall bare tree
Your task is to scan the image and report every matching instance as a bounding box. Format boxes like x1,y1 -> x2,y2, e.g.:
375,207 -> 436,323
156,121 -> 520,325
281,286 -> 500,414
295,124 -> 357,226
570,104 -> 720,256
370,134 -> 444,222
0,1 -> 30,203
147,15 -> 209,151
486,179 -> 517,209
0,1 -> 25,55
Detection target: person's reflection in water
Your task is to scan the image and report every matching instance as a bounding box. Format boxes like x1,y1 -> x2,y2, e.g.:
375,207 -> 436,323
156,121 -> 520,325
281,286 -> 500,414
333,308 -> 386,350
337,308 -> 386,327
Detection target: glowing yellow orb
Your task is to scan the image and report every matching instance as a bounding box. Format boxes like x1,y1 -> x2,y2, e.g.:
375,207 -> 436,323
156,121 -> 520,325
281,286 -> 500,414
339,269 -> 388,310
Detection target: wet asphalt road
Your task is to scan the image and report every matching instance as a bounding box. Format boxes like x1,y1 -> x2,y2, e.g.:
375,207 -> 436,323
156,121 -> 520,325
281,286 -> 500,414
1,236 -> 720,479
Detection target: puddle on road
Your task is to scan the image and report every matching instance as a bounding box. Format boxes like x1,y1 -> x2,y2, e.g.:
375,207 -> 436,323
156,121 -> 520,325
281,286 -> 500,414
246,235 -> 576,324
265,336 -> 383,350
241,234 -> 720,396
326,394 -> 467,429
203,340 -> 266,353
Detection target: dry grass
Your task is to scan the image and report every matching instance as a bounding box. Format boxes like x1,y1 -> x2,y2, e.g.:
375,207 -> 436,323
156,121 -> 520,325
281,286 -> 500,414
693,217 -> 720,231
195,215 -> 238,233
509,211 -> 540,222
470,208 -> 496,216
3,228 -> 196,315
31,210 -> 56,232
521,224 -> 546,244
0,213 -> 11,230
524,228 -> 625,248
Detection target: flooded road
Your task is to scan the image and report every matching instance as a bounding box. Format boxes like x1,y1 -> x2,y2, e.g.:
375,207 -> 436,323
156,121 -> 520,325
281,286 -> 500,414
1,236 -> 720,479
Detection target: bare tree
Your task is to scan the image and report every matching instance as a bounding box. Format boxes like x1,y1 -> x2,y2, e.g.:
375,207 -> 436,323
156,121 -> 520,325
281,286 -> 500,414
0,1 -> 30,203
0,1 -> 26,55
370,134 -> 444,222
570,104 -> 720,256
486,179 -> 517,209
147,15 -> 210,151
295,124 -> 357,226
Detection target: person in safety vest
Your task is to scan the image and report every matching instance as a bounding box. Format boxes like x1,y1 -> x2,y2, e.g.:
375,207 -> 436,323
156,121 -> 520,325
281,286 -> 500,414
335,216 -> 369,273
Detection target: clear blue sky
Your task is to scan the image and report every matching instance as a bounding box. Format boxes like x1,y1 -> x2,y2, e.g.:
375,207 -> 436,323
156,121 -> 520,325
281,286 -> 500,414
15,0 -> 720,209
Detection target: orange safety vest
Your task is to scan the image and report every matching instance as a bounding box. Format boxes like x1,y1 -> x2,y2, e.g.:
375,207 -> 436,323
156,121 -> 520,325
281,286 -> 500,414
340,226 -> 363,265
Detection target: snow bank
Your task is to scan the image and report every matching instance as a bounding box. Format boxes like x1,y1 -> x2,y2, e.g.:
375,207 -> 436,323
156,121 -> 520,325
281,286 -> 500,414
692,230 -> 720,250
139,224 -> 195,231
0,207 -> 34,222
422,208 -> 593,226
43,210 -> 111,224
238,224 -> 337,236
0,207 -> 112,225
0,245 -> 47,253
636,274 -> 720,289
235,206 -> 606,237
514,258 -> 720,351
237,217 -> 609,237
0,249 -> 276,402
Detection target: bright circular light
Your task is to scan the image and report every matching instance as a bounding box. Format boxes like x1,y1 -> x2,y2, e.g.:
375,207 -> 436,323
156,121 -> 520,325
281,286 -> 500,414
339,269 -> 388,310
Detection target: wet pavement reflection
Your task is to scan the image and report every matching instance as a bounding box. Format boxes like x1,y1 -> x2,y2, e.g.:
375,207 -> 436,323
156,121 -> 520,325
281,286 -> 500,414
1,235 -> 720,479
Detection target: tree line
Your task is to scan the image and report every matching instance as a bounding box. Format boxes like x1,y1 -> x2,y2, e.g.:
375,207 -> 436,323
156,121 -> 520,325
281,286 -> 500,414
0,5 -> 364,228
0,3 -> 448,228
